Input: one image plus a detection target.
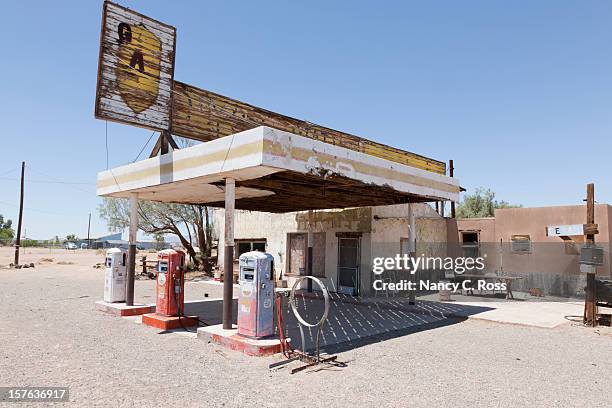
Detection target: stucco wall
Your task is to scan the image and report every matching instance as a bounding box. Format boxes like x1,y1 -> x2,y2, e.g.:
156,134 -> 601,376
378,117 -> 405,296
215,207 -> 374,292
451,205 -> 611,297
455,218 -> 496,243
215,203 -> 447,296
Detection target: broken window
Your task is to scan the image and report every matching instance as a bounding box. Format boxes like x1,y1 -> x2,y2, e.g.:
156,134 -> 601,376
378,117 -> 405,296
235,239 -> 267,259
511,235 -> 531,253
460,231 -> 480,258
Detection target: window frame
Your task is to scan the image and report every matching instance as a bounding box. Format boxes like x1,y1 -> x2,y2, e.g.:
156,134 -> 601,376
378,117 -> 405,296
510,234 -> 532,254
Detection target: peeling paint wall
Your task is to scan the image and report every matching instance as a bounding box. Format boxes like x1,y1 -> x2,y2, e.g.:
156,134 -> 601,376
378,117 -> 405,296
216,202 -> 448,296
367,203 -> 448,296
215,206 -> 374,292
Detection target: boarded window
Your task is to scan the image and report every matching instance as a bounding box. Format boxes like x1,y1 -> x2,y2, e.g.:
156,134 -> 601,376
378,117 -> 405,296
287,233 -> 306,276
511,235 -> 531,253
561,236 -> 580,255
312,233 -> 326,277
286,232 -> 326,276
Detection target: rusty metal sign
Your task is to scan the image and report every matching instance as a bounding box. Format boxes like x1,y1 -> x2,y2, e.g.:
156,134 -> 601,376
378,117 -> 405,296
95,1 -> 176,131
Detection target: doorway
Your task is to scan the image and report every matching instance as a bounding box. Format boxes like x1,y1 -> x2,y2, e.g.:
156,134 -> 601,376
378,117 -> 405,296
337,237 -> 360,295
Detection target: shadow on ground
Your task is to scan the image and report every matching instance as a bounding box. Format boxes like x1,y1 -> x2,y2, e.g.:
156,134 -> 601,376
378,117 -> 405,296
180,293 -> 493,354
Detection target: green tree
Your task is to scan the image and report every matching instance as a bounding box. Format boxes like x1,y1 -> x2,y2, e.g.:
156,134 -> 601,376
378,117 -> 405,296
0,215 -> 15,241
153,232 -> 165,250
456,188 -> 521,218
98,198 -> 214,270
66,234 -> 78,242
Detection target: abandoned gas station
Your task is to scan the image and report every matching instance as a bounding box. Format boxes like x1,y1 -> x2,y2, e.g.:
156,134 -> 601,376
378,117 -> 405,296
93,2 -> 609,362
93,1 -> 467,356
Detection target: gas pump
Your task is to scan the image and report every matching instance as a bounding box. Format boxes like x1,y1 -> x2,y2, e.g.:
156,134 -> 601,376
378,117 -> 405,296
156,249 -> 186,316
103,248 -> 127,303
237,251 -> 274,338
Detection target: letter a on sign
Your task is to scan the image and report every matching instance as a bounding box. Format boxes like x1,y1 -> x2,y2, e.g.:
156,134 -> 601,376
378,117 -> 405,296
95,1 -> 176,131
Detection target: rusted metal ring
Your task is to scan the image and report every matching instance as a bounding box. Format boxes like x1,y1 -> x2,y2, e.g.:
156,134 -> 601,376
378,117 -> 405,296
289,276 -> 329,328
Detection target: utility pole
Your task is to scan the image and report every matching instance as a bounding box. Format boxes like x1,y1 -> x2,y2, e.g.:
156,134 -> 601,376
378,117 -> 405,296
584,183 -> 596,326
449,160 -> 456,218
87,213 -> 91,249
13,161 -> 25,266
14,162 -> 25,266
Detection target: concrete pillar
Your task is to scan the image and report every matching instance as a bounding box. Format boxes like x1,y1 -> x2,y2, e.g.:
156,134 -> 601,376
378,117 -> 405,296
408,204 -> 416,305
307,210 -> 314,292
223,178 -> 235,329
126,193 -> 138,306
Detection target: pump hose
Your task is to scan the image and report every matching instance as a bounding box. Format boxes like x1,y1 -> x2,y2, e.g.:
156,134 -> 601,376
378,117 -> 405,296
173,276 -> 210,333
276,293 -> 294,358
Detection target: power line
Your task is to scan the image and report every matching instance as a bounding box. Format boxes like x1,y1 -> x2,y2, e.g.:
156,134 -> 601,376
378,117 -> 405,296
0,177 -> 93,186
133,131 -> 157,162
0,167 -> 20,177
23,165 -> 95,195
105,120 -> 109,170
0,199 -> 89,218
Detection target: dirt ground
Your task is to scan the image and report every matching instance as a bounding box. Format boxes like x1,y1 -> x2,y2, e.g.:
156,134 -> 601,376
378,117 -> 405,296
0,247 -> 611,407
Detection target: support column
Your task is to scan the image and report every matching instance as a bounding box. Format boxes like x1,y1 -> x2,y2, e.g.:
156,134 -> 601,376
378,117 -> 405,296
307,210 -> 314,293
223,178 -> 235,330
126,193 -> 138,306
408,204 -> 416,305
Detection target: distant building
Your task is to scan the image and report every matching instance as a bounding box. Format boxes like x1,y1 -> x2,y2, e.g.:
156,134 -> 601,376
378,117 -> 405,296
89,232 -> 170,250
455,204 -> 611,297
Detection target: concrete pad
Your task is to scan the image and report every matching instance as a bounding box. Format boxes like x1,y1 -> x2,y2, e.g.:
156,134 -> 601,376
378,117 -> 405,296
95,300 -> 154,317
409,294 -> 584,328
142,313 -> 199,330
197,324 -> 283,356
444,300 -> 583,328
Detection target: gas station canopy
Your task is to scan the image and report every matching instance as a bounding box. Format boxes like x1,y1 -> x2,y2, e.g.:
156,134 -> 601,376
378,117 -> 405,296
97,126 -> 460,212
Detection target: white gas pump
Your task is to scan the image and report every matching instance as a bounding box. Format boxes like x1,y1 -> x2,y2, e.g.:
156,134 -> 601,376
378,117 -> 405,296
104,248 -> 127,303
237,251 -> 275,338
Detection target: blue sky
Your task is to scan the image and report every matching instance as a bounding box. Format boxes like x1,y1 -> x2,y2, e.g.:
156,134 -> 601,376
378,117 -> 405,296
1,0 -> 610,239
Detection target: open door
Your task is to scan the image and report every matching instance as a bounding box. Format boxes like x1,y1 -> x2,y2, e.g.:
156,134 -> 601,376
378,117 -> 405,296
338,237 -> 360,295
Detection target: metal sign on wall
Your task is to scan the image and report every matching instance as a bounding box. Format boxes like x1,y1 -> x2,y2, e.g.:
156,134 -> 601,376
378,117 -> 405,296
546,224 -> 584,237
95,1 -> 176,131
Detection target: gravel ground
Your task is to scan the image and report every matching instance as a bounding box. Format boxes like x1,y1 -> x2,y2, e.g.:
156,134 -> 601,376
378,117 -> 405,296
0,248 -> 611,407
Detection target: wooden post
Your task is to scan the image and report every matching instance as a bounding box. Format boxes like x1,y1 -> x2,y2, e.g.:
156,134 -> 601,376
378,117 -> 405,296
126,193 -> 138,306
87,213 -> 91,249
584,183 -> 596,326
13,161 -> 25,266
160,132 -> 170,155
449,160 -> 456,218
307,210 -> 314,293
223,178 -> 235,330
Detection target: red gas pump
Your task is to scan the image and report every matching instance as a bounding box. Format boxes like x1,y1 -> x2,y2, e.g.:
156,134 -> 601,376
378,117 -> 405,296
143,248 -> 199,330
156,249 -> 185,316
